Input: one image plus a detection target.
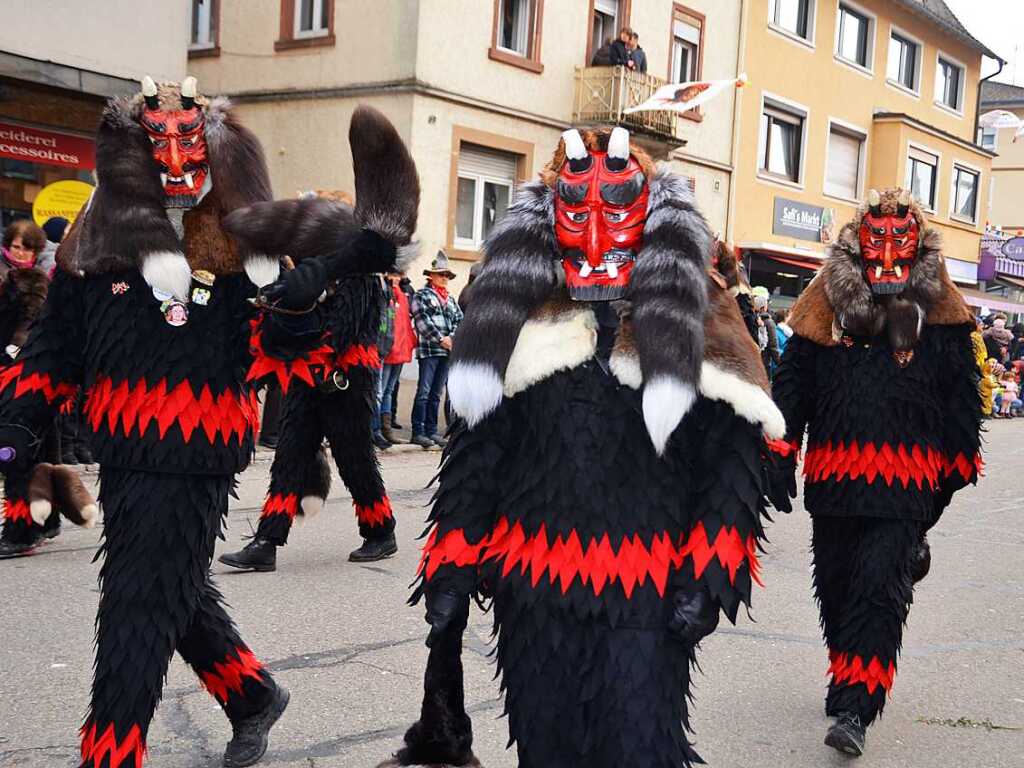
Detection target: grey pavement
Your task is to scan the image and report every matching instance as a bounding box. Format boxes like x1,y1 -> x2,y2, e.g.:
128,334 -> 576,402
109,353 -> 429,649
1,423 -> 1022,768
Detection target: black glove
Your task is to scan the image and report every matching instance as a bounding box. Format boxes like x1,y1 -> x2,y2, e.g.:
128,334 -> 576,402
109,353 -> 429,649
763,453 -> 797,514
259,258 -> 328,312
424,587 -> 465,649
667,588 -> 720,646
322,228 -> 398,280
0,423 -> 40,475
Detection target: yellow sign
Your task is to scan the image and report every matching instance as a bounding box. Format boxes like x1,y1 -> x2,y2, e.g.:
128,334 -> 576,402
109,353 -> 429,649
31,179 -> 94,226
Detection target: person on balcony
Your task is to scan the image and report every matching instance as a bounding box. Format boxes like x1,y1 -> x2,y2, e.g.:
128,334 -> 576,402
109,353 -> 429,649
628,32 -> 648,73
610,26 -> 632,67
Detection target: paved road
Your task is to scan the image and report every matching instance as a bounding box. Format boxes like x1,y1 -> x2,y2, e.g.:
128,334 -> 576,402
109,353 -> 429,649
1,423 -> 1022,768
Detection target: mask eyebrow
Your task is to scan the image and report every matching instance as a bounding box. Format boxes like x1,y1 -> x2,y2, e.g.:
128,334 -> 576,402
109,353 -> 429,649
557,180 -> 589,205
177,116 -> 204,134
141,118 -> 167,134
600,172 -> 645,206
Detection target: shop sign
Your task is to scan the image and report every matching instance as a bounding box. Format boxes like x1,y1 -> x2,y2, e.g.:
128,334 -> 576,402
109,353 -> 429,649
978,236 -> 999,281
32,179 -> 94,226
0,121 -> 95,170
773,198 -> 824,242
1002,237 -> 1024,260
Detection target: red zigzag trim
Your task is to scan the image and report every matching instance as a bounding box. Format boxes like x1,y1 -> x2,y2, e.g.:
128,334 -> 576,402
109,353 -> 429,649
84,376 -> 260,445
2,498 -> 32,524
804,441 -> 980,489
420,518 -> 760,598
828,650 -> 896,694
354,496 -> 393,527
0,363 -> 76,405
199,646 -> 266,704
260,493 -> 299,521
765,438 -> 801,459
80,721 -> 145,768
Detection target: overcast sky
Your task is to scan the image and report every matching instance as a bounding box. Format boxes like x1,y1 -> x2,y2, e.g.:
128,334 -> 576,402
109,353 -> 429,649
944,0 -> 1024,84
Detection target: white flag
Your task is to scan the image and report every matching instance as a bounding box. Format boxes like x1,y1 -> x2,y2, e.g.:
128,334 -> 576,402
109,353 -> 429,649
624,75 -> 747,115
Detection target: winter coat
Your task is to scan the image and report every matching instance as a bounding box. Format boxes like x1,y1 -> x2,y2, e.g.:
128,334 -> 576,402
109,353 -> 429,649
0,264 -> 49,361
411,284 -> 463,359
383,279 -> 415,366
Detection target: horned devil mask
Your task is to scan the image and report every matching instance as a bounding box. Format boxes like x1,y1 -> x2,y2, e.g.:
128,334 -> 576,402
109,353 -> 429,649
859,188 -> 919,295
139,75 -> 209,208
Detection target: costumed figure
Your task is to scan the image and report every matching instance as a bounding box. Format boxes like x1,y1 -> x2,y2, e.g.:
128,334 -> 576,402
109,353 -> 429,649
381,127 -> 785,768
219,187 -> 417,572
767,188 -> 983,757
0,76 -> 413,768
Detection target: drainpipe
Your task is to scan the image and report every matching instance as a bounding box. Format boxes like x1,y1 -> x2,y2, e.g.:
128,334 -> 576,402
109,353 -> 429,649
974,55 -> 1006,144
726,0 -> 748,242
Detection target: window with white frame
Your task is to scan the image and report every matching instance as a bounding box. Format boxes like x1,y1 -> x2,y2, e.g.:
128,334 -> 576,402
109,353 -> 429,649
671,14 -> 701,82
295,0 -> 330,38
906,146 -> 939,210
887,31 -> 919,91
190,0 -> 216,50
591,0 -> 623,58
768,0 -> 813,42
454,144 -> 518,251
951,165 -> 980,222
935,56 -> 964,111
497,0 -> 535,57
836,4 -> 872,69
825,124 -> 865,200
978,127 -> 997,151
759,101 -> 806,183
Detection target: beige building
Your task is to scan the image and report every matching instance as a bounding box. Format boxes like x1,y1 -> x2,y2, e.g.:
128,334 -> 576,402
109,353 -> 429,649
0,1 -> 189,227
188,0 -> 745,288
980,80 -> 1024,233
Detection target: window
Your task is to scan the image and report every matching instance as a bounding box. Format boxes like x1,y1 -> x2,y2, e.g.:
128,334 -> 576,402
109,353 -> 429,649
906,146 -> 939,210
836,4 -> 872,69
978,127 -> 997,151
951,165 -> 980,222
454,144 -> 517,252
887,30 -> 919,91
276,0 -> 334,51
825,123 -> 865,200
490,0 -> 544,72
590,0 -> 625,61
935,55 -> 964,112
768,0 -> 813,42
670,8 -> 702,83
189,0 -> 218,56
759,102 -> 806,183
295,0 -> 329,37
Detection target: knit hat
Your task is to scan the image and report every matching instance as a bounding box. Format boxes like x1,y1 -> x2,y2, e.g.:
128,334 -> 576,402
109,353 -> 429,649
42,217 -> 70,244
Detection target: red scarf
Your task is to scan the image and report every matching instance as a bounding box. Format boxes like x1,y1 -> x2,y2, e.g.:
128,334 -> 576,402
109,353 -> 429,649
432,284 -> 450,304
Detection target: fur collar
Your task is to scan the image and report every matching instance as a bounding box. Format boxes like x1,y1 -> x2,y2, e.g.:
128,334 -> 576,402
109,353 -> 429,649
501,276 -> 785,439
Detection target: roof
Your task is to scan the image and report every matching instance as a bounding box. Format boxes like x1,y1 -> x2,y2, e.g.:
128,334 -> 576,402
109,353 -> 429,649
981,80 -> 1024,107
892,0 -> 1001,61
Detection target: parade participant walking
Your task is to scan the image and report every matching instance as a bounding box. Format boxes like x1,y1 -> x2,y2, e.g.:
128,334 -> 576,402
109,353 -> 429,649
0,78 -> 409,768
409,252 -> 462,448
768,188 -> 982,757
219,171 -> 419,573
382,127 -> 784,768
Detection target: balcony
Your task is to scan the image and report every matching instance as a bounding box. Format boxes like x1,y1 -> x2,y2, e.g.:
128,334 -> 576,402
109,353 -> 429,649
572,66 -> 683,147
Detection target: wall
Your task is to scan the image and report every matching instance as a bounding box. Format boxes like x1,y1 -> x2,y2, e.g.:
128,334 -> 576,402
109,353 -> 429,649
0,0 -> 187,82
987,105 -> 1024,231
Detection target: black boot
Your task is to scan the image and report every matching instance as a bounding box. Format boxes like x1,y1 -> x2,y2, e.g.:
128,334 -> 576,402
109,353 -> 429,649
380,414 -> 404,445
910,535 -> 931,584
429,433 -> 448,448
219,539 -> 278,572
0,537 -> 40,559
349,531 -> 398,562
410,433 -> 435,449
373,431 -> 392,450
224,684 -> 290,767
825,712 -> 866,756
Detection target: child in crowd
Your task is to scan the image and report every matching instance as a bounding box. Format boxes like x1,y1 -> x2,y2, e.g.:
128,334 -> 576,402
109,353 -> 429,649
997,370 -> 1021,418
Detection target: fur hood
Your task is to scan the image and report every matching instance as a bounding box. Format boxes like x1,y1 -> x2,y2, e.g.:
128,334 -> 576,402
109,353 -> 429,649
789,189 -> 972,348
57,84 -> 274,299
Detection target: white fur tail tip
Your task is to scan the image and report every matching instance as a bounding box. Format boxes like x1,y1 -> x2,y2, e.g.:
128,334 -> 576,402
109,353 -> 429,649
142,250 -> 192,301
300,496 -> 326,518
29,500 -> 52,527
643,377 -> 696,456
395,241 -> 420,272
79,504 -> 99,529
447,361 -> 504,428
244,254 -> 281,289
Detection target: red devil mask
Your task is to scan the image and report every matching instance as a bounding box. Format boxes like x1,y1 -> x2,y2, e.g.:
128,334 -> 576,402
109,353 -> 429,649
554,128 -> 648,301
139,76 -> 209,209
859,191 -> 919,295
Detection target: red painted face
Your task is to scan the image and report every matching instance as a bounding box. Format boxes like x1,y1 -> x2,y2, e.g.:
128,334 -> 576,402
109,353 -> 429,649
141,106 -> 208,207
859,210 -> 919,295
554,152 -> 648,301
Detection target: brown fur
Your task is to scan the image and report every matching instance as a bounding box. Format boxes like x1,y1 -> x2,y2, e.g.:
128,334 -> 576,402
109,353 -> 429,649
4,268 -> 49,347
540,128 -> 657,187
182,194 -> 241,274
26,463 -> 97,528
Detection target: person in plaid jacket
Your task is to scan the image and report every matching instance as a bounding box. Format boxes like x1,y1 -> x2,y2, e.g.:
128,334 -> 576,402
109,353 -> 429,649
410,251 -> 463,448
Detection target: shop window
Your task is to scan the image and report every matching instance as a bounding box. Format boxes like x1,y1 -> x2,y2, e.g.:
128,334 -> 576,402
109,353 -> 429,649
189,0 -> 218,53
276,0 -> 334,51
670,7 -> 703,83
768,0 -> 814,43
935,55 -> 965,112
759,100 -> 806,184
887,30 -> 920,92
490,0 -> 544,73
454,144 -> 517,252
825,123 -> 865,201
589,0 -> 628,63
835,3 -> 874,71
906,146 -> 938,210
951,165 -> 980,223
0,158 -> 37,182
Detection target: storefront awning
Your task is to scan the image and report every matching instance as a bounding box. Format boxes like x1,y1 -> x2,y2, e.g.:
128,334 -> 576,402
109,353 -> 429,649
763,254 -> 822,272
959,287 -> 1024,315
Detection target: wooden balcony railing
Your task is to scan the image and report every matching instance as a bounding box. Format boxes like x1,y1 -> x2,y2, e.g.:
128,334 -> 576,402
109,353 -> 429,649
572,66 -> 679,142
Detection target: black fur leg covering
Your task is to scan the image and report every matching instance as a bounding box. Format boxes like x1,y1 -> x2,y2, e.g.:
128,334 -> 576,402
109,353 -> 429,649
395,600 -> 475,766
812,516 -> 917,726
82,469 -> 276,767
1,473 -> 39,546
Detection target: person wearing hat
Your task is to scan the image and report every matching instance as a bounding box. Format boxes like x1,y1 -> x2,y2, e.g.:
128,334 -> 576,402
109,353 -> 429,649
38,216 -> 70,277
409,251 -> 463,448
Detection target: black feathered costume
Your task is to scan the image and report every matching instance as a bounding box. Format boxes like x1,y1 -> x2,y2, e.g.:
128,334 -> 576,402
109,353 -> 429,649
384,129 -> 786,768
769,189 -> 982,744
0,82 -> 408,768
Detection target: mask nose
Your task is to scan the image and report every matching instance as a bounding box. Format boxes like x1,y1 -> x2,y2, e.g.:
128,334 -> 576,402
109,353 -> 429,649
883,240 -> 894,271
166,139 -> 185,176
585,213 -> 603,267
